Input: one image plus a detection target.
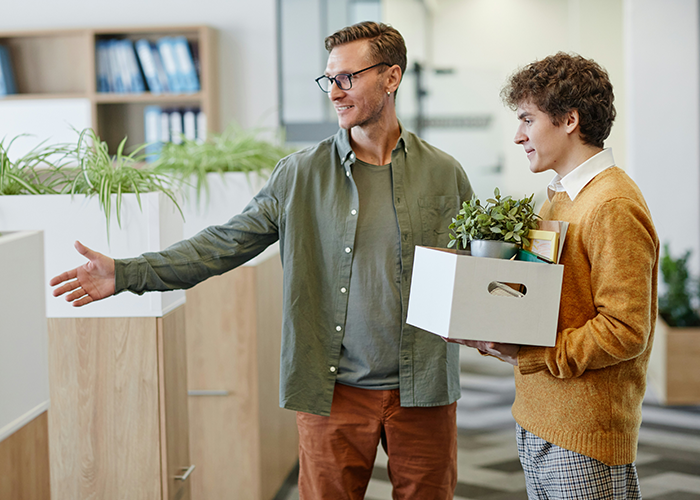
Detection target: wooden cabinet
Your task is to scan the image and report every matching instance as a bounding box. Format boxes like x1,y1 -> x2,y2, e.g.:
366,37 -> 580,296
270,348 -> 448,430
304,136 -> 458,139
186,253 -> 299,500
0,25 -> 218,153
48,305 -> 193,500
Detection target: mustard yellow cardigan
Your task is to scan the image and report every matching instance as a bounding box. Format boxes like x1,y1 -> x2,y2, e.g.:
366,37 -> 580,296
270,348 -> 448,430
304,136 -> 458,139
515,166 -> 659,466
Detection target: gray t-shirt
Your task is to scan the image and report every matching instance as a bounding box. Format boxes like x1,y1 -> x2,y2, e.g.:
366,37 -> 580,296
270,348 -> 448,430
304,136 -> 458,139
337,158 -> 402,390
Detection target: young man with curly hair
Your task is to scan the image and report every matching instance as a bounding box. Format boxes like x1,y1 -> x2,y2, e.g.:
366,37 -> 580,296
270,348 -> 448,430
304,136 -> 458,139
51,22 -> 472,499
464,53 -> 659,499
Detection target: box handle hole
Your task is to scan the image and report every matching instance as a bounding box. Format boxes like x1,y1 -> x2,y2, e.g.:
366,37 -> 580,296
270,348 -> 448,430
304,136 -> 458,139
488,281 -> 526,298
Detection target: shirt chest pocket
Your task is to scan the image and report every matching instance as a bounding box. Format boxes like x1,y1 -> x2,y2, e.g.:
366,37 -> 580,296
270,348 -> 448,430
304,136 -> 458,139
418,195 -> 460,248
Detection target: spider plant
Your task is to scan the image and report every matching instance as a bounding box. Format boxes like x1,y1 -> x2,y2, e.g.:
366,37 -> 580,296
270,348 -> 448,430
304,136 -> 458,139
151,124 -> 292,204
68,128 -> 183,236
0,135 -> 73,195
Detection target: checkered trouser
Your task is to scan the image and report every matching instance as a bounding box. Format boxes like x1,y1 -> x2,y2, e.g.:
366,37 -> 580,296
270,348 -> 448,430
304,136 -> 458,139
516,424 -> 642,500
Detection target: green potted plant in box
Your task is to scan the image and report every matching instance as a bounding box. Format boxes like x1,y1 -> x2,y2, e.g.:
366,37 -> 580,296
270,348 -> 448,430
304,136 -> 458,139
659,244 -> 700,327
448,187 -> 540,259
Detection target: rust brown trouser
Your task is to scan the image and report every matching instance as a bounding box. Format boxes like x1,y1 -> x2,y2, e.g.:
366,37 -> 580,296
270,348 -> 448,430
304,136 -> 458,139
296,383 -> 458,499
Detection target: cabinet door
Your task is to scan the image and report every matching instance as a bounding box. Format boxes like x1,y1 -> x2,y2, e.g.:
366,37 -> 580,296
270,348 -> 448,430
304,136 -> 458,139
48,317 -> 161,500
159,306 -> 193,500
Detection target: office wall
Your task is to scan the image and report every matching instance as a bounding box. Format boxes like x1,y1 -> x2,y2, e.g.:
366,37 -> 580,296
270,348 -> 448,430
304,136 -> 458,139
625,0 -> 700,273
385,0 -> 625,207
0,0 -> 279,130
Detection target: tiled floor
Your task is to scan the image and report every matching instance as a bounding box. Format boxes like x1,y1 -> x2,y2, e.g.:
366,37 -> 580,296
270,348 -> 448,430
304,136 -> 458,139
279,348 -> 700,499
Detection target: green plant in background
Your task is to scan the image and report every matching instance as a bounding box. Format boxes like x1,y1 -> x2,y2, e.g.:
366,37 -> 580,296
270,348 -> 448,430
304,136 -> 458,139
151,124 -> 293,203
68,128 -> 183,233
0,135 -> 73,195
659,244 -> 700,327
448,188 -> 540,250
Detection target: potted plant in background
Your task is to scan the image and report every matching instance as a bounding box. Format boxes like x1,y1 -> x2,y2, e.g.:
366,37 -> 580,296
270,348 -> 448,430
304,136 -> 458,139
0,128 -> 185,318
150,124 -> 293,240
448,187 -> 541,259
648,244 -> 700,405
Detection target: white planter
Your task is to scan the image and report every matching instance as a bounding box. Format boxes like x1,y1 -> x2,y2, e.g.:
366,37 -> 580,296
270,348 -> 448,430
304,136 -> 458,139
0,192 -> 185,318
182,172 -> 278,265
0,231 -> 50,442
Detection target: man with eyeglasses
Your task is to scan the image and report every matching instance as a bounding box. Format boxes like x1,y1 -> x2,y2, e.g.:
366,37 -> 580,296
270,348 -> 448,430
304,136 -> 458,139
51,21 -> 473,499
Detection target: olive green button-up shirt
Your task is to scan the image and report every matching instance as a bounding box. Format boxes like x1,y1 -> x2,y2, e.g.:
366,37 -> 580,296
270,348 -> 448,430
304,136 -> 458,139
115,125 -> 473,416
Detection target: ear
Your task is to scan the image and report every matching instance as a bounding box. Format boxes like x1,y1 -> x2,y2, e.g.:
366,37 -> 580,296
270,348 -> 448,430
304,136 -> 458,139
385,65 -> 402,94
564,109 -> 580,135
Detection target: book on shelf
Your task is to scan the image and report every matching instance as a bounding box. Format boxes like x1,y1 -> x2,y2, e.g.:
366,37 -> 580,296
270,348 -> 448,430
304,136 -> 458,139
0,45 -> 17,95
135,39 -> 164,94
97,35 -> 199,94
172,36 -> 200,92
156,37 -> 184,93
144,105 -> 162,161
169,109 -> 184,145
144,106 -> 204,159
183,108 -> 197,141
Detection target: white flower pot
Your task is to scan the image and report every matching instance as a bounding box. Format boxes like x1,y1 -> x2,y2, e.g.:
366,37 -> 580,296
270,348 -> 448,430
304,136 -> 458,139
0,192 -> 184,318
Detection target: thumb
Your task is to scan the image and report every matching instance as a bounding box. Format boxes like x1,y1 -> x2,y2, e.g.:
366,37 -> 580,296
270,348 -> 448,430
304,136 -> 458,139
74,240 -> 97,261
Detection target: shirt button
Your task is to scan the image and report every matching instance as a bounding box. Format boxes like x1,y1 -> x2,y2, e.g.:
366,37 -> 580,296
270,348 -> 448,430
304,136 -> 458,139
345,247 -> 352,253
346,171 -> 351,177
340,287 -> 347,293
350,153 -> 355,160
330,366 -> 337,373
336,325 -> 342,331
351,209 -> 357,216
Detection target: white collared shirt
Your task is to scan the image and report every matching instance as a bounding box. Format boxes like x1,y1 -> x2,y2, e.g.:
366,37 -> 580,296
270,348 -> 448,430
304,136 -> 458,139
547,148 -> 615,201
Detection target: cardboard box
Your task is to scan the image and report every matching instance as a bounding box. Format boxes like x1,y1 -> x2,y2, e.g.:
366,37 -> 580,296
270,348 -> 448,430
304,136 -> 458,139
406,246 -> 564,346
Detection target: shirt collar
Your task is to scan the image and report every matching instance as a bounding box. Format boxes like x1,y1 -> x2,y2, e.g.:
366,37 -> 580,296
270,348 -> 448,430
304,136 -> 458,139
336,121 -> 409,171
547,148 -> 615,201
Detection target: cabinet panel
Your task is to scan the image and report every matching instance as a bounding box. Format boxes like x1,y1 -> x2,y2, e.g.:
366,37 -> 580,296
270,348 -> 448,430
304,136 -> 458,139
186,255 -> 298,500
47,316 -> 162,500
0,411 -> 50,500
159,306 -> 193,500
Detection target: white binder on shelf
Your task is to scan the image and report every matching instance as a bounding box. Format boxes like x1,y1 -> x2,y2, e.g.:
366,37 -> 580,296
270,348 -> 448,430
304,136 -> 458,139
196,109 -> 207,143
144,105 -> 162,161
169,109 -> 183,145
183,108 -> 197,141
160,109 -> 171,143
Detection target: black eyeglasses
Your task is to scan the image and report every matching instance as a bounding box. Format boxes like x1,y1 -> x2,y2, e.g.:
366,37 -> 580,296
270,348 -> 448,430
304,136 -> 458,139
315,62 -> 391,93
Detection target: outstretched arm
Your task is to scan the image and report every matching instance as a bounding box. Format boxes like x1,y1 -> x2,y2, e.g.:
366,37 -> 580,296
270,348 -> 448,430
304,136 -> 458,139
50,241 -> 115,307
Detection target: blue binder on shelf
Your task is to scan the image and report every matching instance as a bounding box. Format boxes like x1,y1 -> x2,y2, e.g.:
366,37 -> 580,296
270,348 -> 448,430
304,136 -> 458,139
0,45 -> 17,95
135,39 -> 163,94
107,39 -> 125,93
172,36 -> 200,93
95,41 -> 110,92
156,37 -> 184,93
121,39 -> 145,93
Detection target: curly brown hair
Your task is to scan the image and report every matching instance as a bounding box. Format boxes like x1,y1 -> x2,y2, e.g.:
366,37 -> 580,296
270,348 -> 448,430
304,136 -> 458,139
324,21 -> 406,94
501,52 -> 616,148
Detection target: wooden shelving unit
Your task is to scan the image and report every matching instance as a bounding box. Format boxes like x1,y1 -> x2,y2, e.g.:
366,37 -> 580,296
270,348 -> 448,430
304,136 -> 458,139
0,25 -> 218,154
